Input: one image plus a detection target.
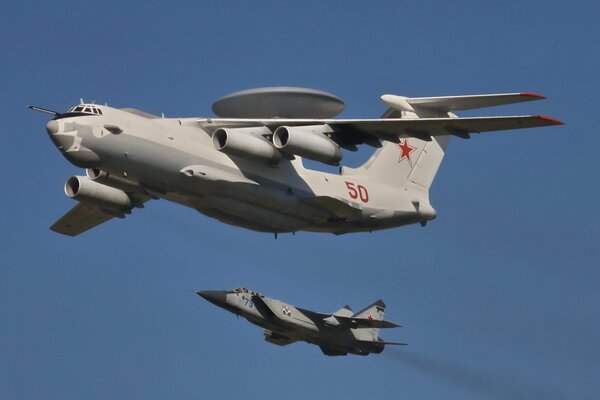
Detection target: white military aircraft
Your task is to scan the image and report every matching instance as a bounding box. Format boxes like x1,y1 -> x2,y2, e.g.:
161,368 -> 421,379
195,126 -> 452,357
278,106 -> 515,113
29,87 -> 562,236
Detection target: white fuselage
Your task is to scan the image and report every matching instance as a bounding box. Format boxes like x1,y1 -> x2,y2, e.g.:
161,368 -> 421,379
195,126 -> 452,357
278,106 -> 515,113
47,105 -> 433,234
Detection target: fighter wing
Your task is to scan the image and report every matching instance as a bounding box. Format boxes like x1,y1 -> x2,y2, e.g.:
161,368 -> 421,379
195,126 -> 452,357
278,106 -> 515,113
323,315 -> 400,329
198,115 -> 563,146
50,203 -> 117,236
356,340 -> 407,346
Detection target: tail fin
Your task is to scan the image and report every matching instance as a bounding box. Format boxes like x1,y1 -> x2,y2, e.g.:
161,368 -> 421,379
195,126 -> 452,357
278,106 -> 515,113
343,92 -> 548,190
353,299 -> 386,320
352,300 -> 387,342
342,93 -> 454,191
344,135 -> 449,190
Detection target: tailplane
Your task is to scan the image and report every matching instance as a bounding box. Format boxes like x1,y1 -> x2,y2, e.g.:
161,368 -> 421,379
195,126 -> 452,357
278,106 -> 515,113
352,300 -> 387,342
343,92 -> 548,191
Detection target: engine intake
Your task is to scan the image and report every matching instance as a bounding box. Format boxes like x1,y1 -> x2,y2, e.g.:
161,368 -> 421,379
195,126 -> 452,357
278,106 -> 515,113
65,176 -> 132,212
86,168 -> 141,193
212,127 -> 281,164
273,125 -> 342,165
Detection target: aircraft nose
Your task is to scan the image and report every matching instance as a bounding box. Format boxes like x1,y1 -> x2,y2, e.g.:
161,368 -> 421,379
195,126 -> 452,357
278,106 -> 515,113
46,120 -> 59,135
196,290 -> 227,306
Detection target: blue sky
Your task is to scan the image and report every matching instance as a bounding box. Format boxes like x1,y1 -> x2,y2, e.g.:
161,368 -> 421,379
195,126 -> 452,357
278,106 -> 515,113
2,1 -> 599,399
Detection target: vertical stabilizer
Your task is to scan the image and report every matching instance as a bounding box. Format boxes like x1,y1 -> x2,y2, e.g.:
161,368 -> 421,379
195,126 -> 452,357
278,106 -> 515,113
345,136 -> 449,191
352,300 -> 386,341
342,98 -> 450,191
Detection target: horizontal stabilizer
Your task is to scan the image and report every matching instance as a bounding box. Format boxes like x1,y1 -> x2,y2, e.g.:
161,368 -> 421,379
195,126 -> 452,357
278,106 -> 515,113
382,92 -> 546,112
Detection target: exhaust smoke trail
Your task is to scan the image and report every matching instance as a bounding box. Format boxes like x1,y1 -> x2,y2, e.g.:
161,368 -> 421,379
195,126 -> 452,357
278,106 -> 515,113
386,348 -> 564,400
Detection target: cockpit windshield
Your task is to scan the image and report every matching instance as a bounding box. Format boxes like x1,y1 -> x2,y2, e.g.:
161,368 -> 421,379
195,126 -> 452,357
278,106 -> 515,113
230,287 -> 258,296
67,104 -> 103,115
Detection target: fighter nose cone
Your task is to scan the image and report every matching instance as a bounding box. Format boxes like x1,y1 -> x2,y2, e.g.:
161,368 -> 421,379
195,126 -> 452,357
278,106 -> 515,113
197,290 -> 227,306
46,120 -> 59,135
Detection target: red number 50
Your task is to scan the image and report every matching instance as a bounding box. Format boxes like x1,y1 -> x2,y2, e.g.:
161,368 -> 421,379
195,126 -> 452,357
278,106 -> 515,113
345,181 -> 369,203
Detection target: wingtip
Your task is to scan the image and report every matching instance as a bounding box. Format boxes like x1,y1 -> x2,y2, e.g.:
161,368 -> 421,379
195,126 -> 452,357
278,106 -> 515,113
520,92 -> 546,100
535,115 -> 565,125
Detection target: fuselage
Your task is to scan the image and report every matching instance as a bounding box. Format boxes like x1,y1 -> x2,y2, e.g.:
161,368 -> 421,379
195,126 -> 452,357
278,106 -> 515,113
199,289 -> 385,356
45,104 -> 433,234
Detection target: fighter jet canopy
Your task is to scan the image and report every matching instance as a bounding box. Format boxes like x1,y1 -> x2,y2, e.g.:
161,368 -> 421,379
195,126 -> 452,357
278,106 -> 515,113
230,287 -> 260,295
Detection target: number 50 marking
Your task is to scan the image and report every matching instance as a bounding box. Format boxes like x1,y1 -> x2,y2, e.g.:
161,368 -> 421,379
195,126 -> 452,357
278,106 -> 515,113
345,181 -> 369,203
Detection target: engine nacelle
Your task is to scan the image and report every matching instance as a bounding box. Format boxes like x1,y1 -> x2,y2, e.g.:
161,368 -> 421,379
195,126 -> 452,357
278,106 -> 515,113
86,168 -> 140,193
272,125 -> 342,165
65,175 -> 132,212
212,127 -> 281,164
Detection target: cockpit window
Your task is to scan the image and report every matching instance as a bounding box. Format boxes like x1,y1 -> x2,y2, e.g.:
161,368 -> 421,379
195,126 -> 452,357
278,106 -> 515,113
231,287 -> 258,295
68,104 -> 103,115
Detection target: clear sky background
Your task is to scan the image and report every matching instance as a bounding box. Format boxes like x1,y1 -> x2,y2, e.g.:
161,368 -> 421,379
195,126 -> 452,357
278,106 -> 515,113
2,1 -> 599,399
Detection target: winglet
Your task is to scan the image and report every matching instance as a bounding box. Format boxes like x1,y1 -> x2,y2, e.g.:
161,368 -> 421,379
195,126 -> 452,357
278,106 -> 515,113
534,115 -> 565,125
519,92 -> 546,100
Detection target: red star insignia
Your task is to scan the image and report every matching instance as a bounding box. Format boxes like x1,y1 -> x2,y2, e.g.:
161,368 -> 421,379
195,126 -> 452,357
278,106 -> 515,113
397,139 -> 416,163
367,314 -> 373,320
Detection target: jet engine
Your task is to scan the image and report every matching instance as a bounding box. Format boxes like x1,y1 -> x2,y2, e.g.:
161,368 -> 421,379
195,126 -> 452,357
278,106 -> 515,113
86,168 -> 140,193
64,175 -> 132,212
212,127 -> 281,164
272,125 -> 342,165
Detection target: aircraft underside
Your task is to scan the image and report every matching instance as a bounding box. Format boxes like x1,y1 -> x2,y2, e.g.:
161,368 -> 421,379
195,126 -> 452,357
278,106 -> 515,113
183,194 -> 421,234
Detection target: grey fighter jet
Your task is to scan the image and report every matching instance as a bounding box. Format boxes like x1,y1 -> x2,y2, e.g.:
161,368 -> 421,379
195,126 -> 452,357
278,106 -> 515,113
197,288 -> 404,356
29,87 -> 563,236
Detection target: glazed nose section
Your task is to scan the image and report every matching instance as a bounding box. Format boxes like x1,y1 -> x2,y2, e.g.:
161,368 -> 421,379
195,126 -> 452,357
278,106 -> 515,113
197,290 -> 227,306
46,120 -> 59,135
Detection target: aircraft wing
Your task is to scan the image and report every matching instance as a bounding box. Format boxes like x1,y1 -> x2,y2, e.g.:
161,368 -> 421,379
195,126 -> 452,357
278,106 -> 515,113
50,193 -> 149,237
356,340 -> 407,346
198,115 -> 563,145
324,315 -> 400,329
50,203 -> 117,236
